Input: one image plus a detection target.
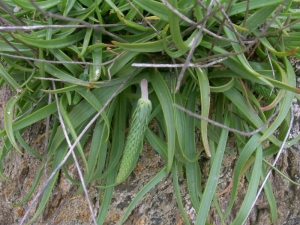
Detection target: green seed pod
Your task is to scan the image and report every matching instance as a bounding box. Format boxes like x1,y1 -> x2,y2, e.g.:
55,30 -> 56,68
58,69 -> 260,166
116,80 -> 152,184
253,83 -> 273,98
116,98 -> 152,184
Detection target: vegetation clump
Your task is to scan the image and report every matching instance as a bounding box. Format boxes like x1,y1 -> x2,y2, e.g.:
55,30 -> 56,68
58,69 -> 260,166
0,0 -> 300,224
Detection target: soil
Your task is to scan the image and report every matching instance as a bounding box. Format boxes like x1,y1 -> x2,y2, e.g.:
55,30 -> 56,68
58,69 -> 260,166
0,80 -> 300,225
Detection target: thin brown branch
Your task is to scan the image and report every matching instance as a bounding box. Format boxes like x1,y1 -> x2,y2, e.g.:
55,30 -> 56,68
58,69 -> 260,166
174,104 -> 279,136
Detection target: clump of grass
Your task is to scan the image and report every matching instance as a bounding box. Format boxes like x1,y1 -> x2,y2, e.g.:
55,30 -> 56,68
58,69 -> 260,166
0,0 -> 300,224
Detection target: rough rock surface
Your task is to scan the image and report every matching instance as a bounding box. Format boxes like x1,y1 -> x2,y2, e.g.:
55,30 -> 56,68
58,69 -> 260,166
1,78 -> 300,224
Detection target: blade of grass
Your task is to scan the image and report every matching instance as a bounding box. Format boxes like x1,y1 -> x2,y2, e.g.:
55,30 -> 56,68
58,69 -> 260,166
224,134 -> 261,218
232,144 -> 263,225
150,70 -> 175,172
119,167 -> 168,224
195,112 -> 229,224
172,161 -> 191,225
196,68 -> 211,157
185,89 -> 202,210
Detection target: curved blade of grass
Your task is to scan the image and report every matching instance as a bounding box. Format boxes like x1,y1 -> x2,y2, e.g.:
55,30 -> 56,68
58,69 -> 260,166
195,112 -> 229,224
263,158 -> 300,186
12,30 -> 85,49
185,95 -> 202,210
244,4 -> 279,34
42,63 -> 96,88
232,145 -> 262,225
0,63 -> 21,91
185,89 -> 199,161
225,134 -> 261,218
162,31 -> 187,58
96,164 -> 117,225
117,12 -> 150,32
38,47 -> 50,88
90,29 -> 103,82
0,102 -> 57,138
261,164 -> 278,222
41,85 -> 82,94
118,21 -> 166,43
174,90 -> 199,162
172,161 -> 191,225
210,77 -> 235,93
25,143 -> 68,224
63,0 -> 76,16
145,128 -> 167,161
120,166 -> 168,224
50,49 -> 83,76
133,0 -> 169,21
62,166 -> 81,185
228,0 -> 283,16
168,0 -> 190,51
2,56 -> 33,72
150,70 -> 175,172
12,167 -> 43,206
4,93 -> 26,154
112,39 -> 164,52
76,88 -> 110,139
0,40 -> 32,53
196,68 -> 211,157
259,58 -> 296,142
15,132 -> 42,159
108,51 -> 138,76
257,33 -> 299,56
11,0 -> 61,10
59,95 -> 88,171
105,0 -> 124,16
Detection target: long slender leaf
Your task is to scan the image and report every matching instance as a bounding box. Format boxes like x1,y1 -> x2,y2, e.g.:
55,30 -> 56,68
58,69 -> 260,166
150,70 -> 175,172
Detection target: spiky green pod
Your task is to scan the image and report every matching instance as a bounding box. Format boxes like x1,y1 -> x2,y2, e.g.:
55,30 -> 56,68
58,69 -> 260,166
253,83 -> 274,98
116,83 -> 152,184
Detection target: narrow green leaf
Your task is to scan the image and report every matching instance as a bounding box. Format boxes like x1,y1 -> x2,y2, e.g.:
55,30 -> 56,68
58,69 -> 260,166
196,112 -> 229,224
225,134 -> 261,218
112,39 -> 164,52
0,102 -> 57,138
12,30 -> 86,49
12,167 -> 43,206
59,95 -> 89,171
261,164 -> 278,222
150,70 -> 175,172
120,167 -> 168,224
133,0 -> 169,21
168,0 -> 190,51
196,68 -> 211,157
244,4 -> 279,34
25,143 -> 67,224
0,63 -> 21,92
172,162 -> 191,225
4,94 -> 25,154
232,145 -> 263,225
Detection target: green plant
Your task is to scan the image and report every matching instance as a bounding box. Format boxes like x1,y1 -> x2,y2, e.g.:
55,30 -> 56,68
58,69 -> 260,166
1,0 -> 300,224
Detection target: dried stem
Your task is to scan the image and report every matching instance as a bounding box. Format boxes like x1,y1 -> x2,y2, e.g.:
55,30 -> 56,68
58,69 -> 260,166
174,104 -> 278,136
141,79 -> 149,100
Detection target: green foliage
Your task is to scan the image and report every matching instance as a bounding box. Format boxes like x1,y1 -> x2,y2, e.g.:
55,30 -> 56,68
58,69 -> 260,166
0,0 -> 300,224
